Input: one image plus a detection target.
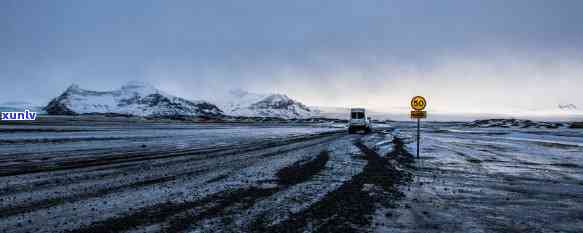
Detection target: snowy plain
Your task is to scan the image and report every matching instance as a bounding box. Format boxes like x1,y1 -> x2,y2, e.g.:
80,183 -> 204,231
376,121 -> 583,233
0,117 -> 582,233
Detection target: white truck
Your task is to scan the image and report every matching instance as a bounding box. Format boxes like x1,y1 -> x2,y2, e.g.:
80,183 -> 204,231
348,108 -> 372,134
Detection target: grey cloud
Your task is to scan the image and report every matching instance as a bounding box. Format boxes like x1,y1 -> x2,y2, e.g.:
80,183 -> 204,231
1,0 -> 582,115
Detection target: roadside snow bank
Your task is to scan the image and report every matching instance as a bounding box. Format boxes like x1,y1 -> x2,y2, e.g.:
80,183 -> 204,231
466,119 -> 566,129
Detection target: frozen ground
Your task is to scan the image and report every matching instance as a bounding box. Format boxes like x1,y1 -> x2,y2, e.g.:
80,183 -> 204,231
377,122 -> 583,233
0,118 -> 582,233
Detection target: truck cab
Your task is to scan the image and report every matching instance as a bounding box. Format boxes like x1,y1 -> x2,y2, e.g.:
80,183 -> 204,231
348,108 -> 372,134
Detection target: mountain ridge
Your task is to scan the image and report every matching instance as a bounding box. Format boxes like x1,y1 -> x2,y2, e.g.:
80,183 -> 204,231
217,89 -> 313,119
44,82 -> 223,117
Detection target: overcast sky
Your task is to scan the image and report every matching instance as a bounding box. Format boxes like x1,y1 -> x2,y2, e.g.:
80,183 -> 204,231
1,0 -> 583,113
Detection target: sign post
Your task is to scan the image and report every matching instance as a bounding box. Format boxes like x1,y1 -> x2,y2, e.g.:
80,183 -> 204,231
410,96 -> 427,159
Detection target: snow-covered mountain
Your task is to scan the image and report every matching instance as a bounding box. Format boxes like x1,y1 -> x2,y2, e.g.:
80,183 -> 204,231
559,104 -> 578,111
218,89 -> 313,119
44,81 -> 223,117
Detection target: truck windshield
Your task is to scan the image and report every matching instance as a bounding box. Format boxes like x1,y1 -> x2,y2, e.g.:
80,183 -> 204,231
351,112 -> 364,119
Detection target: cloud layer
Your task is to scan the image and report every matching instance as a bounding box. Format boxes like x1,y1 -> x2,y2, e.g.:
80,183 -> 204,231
1,0 -> 582,116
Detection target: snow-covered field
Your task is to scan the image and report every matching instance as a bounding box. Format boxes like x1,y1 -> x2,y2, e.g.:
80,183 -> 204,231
378,121 -> 583,233
0,118 -> 582,233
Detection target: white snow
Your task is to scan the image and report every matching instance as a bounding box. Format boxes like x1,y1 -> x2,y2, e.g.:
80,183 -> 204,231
465,119 -> 566,129
372,121 -> 583,233
217,89 -> 313,119
49,81 -> 221,117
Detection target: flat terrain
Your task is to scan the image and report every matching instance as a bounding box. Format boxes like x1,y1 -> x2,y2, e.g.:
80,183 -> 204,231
1,117 -> 582,233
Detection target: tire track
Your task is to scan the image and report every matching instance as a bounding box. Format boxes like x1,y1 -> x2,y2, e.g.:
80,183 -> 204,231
0,130 -> 343,177
65,149 -> 333,233
0,175 -> 179,219
261,137 -> 414,233
0,134 -> 343,219
276,151 -> 330,186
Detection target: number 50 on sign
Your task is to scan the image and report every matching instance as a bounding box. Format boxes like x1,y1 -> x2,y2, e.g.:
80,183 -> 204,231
411,96 -> 427,111
410,96 -> 427,119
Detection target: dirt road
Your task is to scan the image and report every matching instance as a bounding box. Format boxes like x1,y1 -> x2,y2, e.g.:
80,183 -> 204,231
1,119 -> 582,233
0,120 -> 411,233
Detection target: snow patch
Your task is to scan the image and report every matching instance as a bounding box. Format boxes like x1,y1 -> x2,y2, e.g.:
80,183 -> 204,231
465,119 -> 566,129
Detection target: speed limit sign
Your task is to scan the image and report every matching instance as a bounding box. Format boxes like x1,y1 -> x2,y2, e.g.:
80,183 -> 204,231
411,96 -> 427,111
410,95 -> 427,159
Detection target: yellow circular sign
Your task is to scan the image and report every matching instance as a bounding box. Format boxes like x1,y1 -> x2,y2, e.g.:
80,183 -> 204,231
411,96 -> 427,111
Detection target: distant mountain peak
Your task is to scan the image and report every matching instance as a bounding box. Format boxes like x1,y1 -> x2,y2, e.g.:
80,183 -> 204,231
44,83 -> 222,117
559,104 -> 577,110
219,89 -> 313,119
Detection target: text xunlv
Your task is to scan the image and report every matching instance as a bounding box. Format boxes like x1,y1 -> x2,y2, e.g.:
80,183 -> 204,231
1,110 -> 37,121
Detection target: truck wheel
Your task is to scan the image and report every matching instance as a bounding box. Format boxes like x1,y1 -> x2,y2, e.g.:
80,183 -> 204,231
348,128 -> 354,134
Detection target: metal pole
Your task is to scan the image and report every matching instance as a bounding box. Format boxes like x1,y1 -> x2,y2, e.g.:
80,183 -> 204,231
417,118 -> 420,159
